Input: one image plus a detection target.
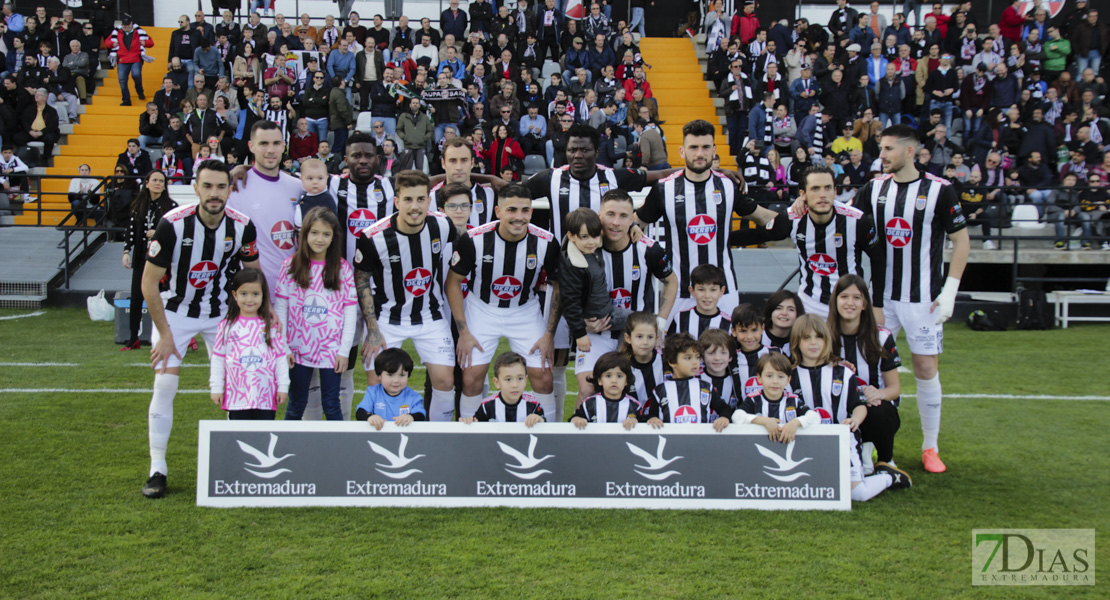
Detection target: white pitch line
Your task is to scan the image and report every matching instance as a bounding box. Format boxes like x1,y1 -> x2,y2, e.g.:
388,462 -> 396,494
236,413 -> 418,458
0,311 -> 45,320
0,362 -> 80,367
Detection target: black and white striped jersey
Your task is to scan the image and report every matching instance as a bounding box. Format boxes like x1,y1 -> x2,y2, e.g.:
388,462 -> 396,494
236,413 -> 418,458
762,331 -> 790,357
354,212 -> 456,326
525,165 -> 647,242
573,394 -> 643,423
449,221 -> 559,309
856,173 -> 967,303
737,391 -> 810,423
836,328 -> 901,403
644,377 -> 715,424
263,107 -> 290,142
668,307 -> 731,339
430,181 -> 497,228
790,201 -> 882,307
146,204 -> 259,319
731,345 -> 775,399
330,174 -> 396,263
471,393 -> 545,422
637,170 -> 759,298
630,352 -> 666,407
702,369 -> 738,418
601,236 -> 672,338
791,364 -> 862,425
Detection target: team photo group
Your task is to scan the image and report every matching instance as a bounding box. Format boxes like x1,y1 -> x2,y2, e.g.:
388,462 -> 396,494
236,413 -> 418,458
139,114 -> 957,506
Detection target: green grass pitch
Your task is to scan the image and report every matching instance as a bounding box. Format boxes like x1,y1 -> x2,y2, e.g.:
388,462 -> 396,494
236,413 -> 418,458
0,308 -> 1106,598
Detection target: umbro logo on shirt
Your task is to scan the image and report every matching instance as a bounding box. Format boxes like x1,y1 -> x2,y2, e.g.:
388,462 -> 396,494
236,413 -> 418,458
182,238 -> 193,247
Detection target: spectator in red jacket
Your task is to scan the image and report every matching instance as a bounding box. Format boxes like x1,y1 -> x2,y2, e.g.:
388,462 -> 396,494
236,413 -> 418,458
998,0 -> 1027,47
107,16 -> 154,106
732,1 -> 761,44
623,66 -> 652,100
288,118 -> 319,163
925,3 -> 951,38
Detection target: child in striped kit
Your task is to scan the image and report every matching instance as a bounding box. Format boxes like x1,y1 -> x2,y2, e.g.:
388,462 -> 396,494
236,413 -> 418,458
210,269 -> 290,420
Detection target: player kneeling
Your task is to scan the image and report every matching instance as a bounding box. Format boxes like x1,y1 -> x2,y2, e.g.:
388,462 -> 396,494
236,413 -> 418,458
572,352 -> 644,431
461,352 -> 545,427
356,348 -> 426,430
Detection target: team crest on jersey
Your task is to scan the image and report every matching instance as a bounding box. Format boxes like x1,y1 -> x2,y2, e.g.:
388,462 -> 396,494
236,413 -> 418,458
404,268 -> 432,296
610,288 -> 631,310
687,214 -> 717,244
348,209 -> 376,235
700,389 -> 711,404
374,189 -> 384,202
271,221 -> 296,250
301,294 -> 329,324
491,276 -> 523,299
885,218 -> 913,247
526,254 -> 537,270
224,237 -> 234,252
831,379 -> 843,396
833,233 -> 844,248
239,348 -> 263,371
450,251 -> 461,266
673,404 -> 699,424
188,261 -> 219,288
712,189 -> 723,205
807,253 -> 838,276
784,406 -> 796,423
631,265 -> 641,280
915,195 -> 927,211
474,200 -> 484,216
431,239 -> 441,254
148,240 -> 161,258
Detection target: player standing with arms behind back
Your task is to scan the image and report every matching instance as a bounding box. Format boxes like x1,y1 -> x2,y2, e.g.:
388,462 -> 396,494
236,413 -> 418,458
141,160 -> 259,499
855,124 -> 969,473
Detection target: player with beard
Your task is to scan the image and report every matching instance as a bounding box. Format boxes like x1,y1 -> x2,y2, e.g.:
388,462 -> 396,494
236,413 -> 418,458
796,124 -> 969,473
141,160 -> 259,499
429,137 -> 497,228
788,165 -> 884,319
635,119 -> 782,317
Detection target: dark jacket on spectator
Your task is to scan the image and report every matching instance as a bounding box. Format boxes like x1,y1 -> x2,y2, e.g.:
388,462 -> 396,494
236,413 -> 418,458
991,73 -> 1019,109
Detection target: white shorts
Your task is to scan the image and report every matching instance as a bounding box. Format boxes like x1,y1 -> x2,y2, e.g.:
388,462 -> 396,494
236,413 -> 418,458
464,298 -> 547,368
151,310 -> 220,368
671,291 -> 740,321
573,334 -> 621,375
799,292 -> 829,320
883,299 -> 943,356
848,432 -> 864,483
374,318 -> 456,368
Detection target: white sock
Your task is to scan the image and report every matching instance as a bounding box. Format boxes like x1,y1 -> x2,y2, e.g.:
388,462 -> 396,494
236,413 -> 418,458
851,473 -> 893,502
860,441 -> 875,474
302,369 -> 323,421
533,392 -> 556,422
148,373 -> 179,477
459,393 -> 483,419
428,388 -> 456,422
916,374 -> 942,452
482,378 -> 490,397
339,370 -> 354,421
552,365 -> 567,411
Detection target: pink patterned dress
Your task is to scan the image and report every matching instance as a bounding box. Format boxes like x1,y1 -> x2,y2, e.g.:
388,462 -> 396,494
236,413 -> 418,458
211,317 -> 290,411
275,258 -> 358,369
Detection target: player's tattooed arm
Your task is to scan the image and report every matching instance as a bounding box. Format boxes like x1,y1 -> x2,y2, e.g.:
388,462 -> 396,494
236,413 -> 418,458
355,270 -> 381,342
545,283 -> 560,335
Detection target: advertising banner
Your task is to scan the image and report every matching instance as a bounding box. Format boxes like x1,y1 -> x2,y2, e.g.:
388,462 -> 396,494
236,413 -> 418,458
198,422 -> 851,510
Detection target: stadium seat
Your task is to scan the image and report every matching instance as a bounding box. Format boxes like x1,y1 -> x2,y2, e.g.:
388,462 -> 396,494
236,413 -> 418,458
613,136 -> 627,165
541,61 -> 561,80
523,154 -> 546,177
22,143 -> 44,167
1012,204 -> 1044,230
355,112 -> 375,133
148,148 -> 162,165
53,102 -> 68,124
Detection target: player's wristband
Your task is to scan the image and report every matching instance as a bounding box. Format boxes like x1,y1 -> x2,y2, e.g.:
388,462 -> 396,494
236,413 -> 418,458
937,276 -> 960,304
656,316 -> 668,333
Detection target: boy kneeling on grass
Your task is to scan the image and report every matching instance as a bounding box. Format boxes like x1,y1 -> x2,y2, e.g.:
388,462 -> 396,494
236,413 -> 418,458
461,352 -> 545,427
356,348 -> 426,430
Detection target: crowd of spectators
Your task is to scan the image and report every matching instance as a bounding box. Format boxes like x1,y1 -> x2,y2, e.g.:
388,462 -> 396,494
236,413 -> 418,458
708,0 -> 1108,248
125,1 -> 660,186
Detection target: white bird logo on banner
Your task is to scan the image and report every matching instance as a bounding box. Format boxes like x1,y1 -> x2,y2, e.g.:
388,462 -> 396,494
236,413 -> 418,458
368,434 -> 426,479
498,435 -> 554,479
755,441 -> 813,482
626,437 -> 683,481
237,433 -> 294,479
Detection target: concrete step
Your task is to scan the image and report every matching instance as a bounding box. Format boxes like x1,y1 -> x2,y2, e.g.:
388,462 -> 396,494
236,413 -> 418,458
0,294 -> 48,309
